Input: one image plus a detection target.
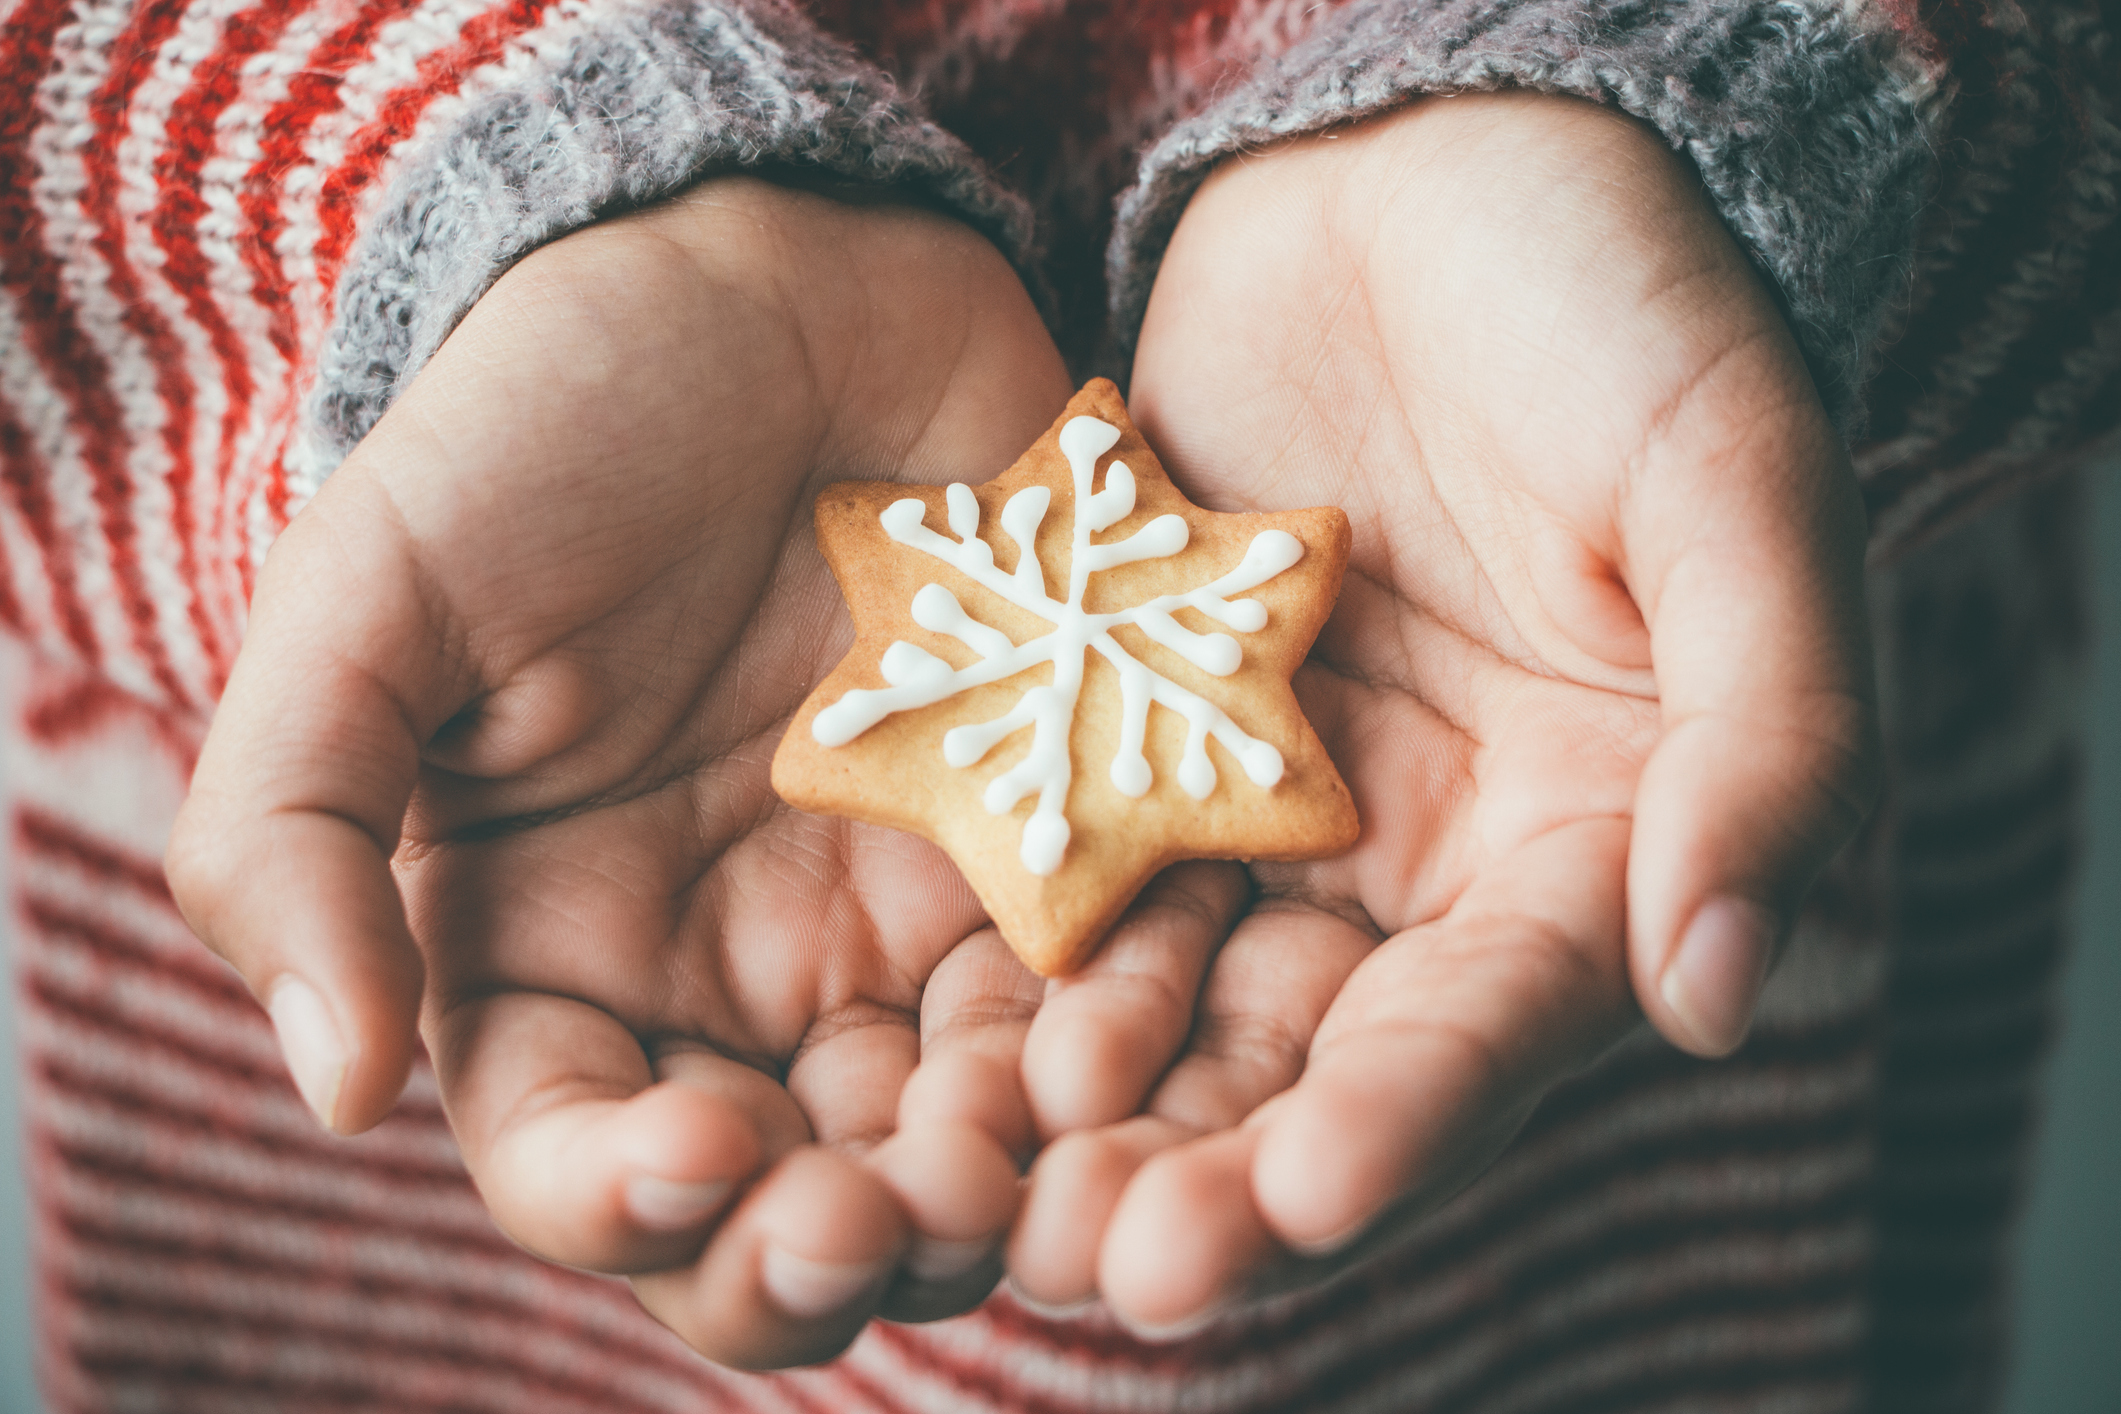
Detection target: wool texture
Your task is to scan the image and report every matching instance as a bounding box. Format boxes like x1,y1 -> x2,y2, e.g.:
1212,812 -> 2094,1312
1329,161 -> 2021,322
304,0 -> 1037,492
2,0 -> 2118,1408
1106,0 -> 1945,438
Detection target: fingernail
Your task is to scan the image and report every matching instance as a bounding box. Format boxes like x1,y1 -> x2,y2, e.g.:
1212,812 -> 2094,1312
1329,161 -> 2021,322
625,1176 -> 731,1232
1122,1300 -> 1229,1343
1004,1278 -> 1097,1320
905,1235 -> 994,1283
1285,1215 -> 1370,1258
759,1248 -> 892,1318
268,976 -> 347,1131
1661,897 -> 1776,1056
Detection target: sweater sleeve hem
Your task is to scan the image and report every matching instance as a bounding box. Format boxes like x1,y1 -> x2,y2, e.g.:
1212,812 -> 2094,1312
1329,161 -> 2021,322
1107,0 -> 1947,438
291,0 -> 1036,498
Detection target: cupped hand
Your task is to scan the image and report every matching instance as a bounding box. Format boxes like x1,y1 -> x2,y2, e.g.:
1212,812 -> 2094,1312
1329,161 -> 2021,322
1006,92 -> 1881,1330
165,176 -> 1074,1366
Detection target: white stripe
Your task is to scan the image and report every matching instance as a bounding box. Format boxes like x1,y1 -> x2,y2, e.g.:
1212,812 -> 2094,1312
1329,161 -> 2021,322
271,0 -> 516,328
113,0 -> 307,685
53,1162 -> 695,1367
264,0 -> 595,521
106,0 -> 245,702
17,865 -> 466,1173
26,0 -> 215,703
0,174 -> 147,697
62,1298 -> 662,1414
26,957 -> 468,1176
866,1125 -> 1872,1409
249,0 -> 508,536
33,1071 -> 494,1233
57,1219 -> 721,1412
187,0 -> 368,604
0,396 -> 66,652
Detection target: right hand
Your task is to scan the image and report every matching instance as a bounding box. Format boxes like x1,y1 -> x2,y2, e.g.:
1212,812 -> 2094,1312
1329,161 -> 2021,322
166,176 -> 1076,1367
1002,93 -> 1881,1331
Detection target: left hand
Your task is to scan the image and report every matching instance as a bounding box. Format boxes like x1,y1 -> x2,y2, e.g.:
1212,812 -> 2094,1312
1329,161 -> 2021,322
1002,91 -> 1882,1331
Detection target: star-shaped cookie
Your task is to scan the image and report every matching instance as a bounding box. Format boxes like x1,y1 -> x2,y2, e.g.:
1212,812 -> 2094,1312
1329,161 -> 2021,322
772,380 -> 1358,975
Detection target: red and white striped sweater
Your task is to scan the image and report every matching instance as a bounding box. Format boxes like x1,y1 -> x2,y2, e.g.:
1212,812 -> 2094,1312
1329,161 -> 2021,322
3,0 -> 2116,1408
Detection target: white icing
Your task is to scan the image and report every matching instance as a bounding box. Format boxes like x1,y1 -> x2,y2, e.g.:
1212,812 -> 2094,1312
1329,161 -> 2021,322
813,415 -> 1305,875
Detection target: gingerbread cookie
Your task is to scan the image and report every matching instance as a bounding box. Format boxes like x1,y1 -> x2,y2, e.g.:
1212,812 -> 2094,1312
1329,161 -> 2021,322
772,380 -> 1358,975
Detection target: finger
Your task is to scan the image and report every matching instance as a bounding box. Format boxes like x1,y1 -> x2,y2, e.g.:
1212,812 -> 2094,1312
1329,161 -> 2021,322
1004,904 -> 1364,1310
166,483 -> 462,1133
1019,861 -> 1247,1139
1100,1127 -> 1278,1336
786,1005 -> 921,1152
633,1145 -> 908,1370
1251,817 -> 1634,1253
871,928 -> 1043,1322
428,992 -> 790,1273
867,1119 -> 1019,1322
899,926 -> 1043,1159
1624,387 -> 1880,1056
1008,1115 -> 1196,1311
1145,901 -> 1372,1133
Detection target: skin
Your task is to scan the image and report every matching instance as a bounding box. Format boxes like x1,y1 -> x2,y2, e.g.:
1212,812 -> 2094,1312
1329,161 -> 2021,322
166,93 -> 1880,1363
166,176 -> 1079,1367
1005,92 -> 1881,1330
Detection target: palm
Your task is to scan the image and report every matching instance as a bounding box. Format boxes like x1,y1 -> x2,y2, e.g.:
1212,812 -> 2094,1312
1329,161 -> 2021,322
1007,94 -> 1877,1328
172,178 -> 1074,1365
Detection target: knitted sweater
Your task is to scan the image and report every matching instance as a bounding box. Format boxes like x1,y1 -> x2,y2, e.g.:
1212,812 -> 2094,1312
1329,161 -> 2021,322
1,0 -> 2114,1410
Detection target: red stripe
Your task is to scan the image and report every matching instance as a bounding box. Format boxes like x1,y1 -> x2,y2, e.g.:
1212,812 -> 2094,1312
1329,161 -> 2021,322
17,879 -> 452,1128
233,0 -> 422,570
76,0 -> 226,709
148,0 -> 328,693
774,1371 -> 855,1414
20,885 -> 254,1006
20,671 -> 202,757
56,1219 -> 717,1389
41,1101 -> 497,1257
877,1239 -> 1871,1414
9,0 -> 195,707
23,893 -> 454,1131
16,803 -> 175,901
310,0 -> 560,300
0,0 -> 108,666
72,1334 -> 667,1414
965,1093 -> 1873,1383
62,1250 -> 720,1409
44,1108 -> 506,1257
25,958 -> 469,1167
0,490 -> 24,635
0,386 -> 97,655
822,1355 -> 927,1414
239,0 -> 424,361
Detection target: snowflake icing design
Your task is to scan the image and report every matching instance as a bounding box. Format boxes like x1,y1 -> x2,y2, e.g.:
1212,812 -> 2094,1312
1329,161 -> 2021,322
811,415 -> 1305,877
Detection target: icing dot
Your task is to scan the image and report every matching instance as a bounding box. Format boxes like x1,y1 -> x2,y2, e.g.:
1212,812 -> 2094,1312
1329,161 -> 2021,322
1110,753 -> 1152,798
1194,633 -> 1242,676
1240,740 -> 1285,788
880,640 -> 952,690
1178,749 -> 1216,800
1020,811 -> 1070,876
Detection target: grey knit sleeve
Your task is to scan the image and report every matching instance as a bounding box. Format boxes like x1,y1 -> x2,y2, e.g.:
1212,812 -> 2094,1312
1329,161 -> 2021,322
1106,0 -> 1946,437
292,0 -> 1033,494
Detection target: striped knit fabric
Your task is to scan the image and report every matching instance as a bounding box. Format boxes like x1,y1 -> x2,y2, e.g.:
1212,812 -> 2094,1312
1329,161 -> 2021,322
2,0 -> 2116,1410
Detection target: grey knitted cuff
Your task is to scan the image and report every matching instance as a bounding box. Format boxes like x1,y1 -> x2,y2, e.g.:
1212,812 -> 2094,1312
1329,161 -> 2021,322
293,0 -> 1034,494
1108,0 -> 1945,437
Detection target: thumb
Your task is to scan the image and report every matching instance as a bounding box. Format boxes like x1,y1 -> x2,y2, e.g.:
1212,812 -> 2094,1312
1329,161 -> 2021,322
166,473 -> 463,1132
1623,395 -> 1882,1058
